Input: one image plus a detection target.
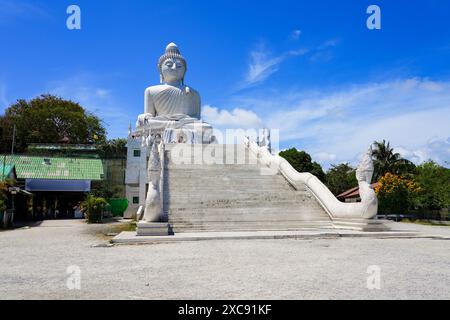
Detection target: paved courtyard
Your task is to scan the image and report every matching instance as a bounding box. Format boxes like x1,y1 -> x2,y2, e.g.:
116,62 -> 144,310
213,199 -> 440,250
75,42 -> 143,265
0,220 -> 449,300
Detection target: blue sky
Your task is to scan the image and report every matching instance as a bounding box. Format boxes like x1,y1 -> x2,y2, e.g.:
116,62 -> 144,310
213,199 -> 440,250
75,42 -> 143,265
1,0 -> 449,168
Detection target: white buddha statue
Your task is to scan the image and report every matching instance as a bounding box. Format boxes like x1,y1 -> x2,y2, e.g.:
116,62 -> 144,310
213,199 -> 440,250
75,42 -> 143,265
136,43 -> 213,143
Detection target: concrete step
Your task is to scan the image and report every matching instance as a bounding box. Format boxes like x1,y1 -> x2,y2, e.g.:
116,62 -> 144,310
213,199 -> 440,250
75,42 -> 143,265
332,218 -> 391,232
166,190 -> 317,199
166,193 -> 312,201
166,206 -> 326,214
166,185 -> 297,192
167,178 -> 294,185
166,172 -> 284,178
167,159 -> 260,166
170,222 -> 334,233
168,212 -> 330,222
166,190 -> 312,198
166,199 -> 319,208
167,204 -> 327,213
169,217 -> 330,224
166,167 -> 264,173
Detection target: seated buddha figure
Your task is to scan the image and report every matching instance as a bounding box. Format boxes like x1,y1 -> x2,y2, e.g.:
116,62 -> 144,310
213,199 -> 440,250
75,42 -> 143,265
137,43 -> 208,127
136,43 -> 213,143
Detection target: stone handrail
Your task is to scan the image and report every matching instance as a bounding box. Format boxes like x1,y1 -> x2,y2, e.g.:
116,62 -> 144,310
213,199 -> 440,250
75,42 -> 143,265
245,139 -> 378,220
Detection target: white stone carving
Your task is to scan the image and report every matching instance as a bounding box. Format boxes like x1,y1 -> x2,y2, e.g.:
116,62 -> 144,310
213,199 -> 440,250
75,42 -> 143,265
143,136 -> 163,222
245,139 -> 378,220
355,147 -> 378,218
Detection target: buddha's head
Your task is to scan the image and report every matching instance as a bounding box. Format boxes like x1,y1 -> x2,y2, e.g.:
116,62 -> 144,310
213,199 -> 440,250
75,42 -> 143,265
158,43 -> 187,85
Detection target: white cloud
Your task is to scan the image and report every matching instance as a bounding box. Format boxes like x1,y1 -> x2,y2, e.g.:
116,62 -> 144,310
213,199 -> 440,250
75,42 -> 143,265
230,77 -> 450,168
240,43 -> 308,89
310,39 -> 339,63
317,39 -> 339,50
313,152 -> 337,163
244,47 -> 284,87
396,137 -> 450,167
202,105 -> 263,129
240,37 -> 339,89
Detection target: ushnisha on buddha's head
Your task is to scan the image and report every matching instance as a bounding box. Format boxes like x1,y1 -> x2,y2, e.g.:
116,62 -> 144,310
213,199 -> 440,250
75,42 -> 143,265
158,42 -> 187,86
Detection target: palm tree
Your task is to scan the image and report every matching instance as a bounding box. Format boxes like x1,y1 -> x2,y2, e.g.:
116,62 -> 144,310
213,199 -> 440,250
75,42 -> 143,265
371,140 -> 415,182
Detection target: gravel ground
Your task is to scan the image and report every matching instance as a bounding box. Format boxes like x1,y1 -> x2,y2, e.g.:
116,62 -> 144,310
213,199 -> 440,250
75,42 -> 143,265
0,220 -> 449,300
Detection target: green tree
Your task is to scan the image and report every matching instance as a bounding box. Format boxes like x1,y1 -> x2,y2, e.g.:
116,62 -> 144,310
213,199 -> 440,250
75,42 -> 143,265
325,163 -> 358,196
97,138 -> 127,159
0,94 -> 106,153
279,148 -> 326,182
372,140 -> 415,182
413,161 -> 450,210
0,181 -> 7,213
91,180 -> 122,199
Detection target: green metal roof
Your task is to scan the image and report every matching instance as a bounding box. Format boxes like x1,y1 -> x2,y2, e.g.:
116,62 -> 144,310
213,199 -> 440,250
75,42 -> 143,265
4,155 -> 104,181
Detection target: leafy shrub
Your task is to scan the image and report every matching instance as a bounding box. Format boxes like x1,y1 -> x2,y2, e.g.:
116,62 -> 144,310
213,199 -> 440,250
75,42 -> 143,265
81,195 -> 108,224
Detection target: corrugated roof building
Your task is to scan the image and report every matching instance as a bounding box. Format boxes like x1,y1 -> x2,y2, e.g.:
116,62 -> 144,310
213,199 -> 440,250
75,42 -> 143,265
2,155 -> 105,221
5,155 -> 104,181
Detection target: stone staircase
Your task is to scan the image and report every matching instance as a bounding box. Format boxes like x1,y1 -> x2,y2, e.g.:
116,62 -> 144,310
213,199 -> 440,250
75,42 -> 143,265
163,144 -> 333,233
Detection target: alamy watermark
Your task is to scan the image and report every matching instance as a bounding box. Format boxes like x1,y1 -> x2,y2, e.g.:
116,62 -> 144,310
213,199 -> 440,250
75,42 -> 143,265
168,128 -> 280,176
366,265 -> 381,290
66,5 -> 81,30
367,5 -> 381,30
66,265 -> 81,290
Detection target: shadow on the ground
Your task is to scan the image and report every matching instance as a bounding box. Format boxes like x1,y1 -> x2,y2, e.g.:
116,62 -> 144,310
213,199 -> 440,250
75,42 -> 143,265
82,218 -> 137,241
0,220 -> 44,232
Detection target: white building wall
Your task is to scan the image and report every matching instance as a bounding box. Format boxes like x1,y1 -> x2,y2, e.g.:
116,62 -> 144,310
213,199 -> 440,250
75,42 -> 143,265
125,135 -> 147,218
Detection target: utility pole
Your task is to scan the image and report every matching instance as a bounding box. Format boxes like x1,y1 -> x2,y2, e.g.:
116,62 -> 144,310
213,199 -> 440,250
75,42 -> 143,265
11,124 -> 16,155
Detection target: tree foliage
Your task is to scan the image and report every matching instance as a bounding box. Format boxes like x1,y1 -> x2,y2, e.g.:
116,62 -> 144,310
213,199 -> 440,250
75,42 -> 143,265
279,148 -> 326,182
96,138 -> 127,159
0,181 -> 7,212
372,140 -> 415,182
91,180 -> 122,200
325,163 -> 358,196
413,161 -> 450,210
0,94 -> 106,153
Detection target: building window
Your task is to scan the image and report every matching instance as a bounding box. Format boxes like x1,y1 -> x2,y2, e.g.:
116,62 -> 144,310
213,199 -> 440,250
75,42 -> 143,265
133,150 -> 141,157
132,197 -> 139,204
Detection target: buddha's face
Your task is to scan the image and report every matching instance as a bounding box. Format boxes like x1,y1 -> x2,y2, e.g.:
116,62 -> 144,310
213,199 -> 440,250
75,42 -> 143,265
161,58 -> 186,84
